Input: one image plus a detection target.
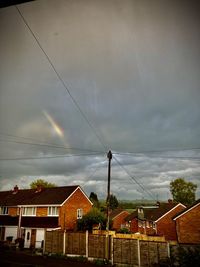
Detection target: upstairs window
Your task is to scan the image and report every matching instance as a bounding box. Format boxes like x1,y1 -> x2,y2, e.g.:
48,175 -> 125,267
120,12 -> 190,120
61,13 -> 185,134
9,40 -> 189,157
77,208 -> 83,219
22,207 -> 36,216
48,206 -> 59,216
0,206 -> 8,215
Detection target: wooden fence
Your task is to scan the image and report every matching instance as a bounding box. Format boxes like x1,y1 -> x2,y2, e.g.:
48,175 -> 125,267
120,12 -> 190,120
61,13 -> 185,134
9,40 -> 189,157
44,230 -> 169,266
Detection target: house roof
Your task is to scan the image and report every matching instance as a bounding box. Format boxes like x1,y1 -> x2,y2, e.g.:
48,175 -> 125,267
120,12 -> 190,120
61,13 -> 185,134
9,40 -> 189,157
125,210 -> 138,221
110,209 -> 129,220
145,203 -> 181,222
125,202 -> 185,222
0,185 -> 80,206
173,199 -> 200,220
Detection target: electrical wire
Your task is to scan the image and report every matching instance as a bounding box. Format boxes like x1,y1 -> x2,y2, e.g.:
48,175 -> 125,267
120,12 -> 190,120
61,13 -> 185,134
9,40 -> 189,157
113,155 -> 156,201
0,138 -> 104,154
15,5 -> 107,152
0,152 -> 104,161
113,152 -> 200,160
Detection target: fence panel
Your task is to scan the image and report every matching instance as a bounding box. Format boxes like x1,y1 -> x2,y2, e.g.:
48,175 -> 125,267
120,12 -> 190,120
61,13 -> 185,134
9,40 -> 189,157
45,230 -> 63,254
65,232 -> 86,255
88,234 -> 107,259
140,241 -> 168,267
113,238 -> 138,265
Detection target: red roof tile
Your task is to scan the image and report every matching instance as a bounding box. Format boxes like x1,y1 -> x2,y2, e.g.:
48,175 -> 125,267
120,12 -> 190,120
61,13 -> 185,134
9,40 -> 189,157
0,185 -> 79,206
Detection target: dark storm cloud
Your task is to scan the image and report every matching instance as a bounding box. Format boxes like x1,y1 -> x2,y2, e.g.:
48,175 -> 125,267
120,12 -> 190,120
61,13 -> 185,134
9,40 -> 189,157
0,0 -> 200,200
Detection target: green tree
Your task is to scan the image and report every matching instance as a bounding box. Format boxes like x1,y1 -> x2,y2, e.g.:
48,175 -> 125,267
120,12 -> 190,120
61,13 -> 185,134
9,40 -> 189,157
170,178 -> 197,206
108,194 -> 119,210
89,192 -> 100,208
30,179 -> 56,189
77,207 -> 106,231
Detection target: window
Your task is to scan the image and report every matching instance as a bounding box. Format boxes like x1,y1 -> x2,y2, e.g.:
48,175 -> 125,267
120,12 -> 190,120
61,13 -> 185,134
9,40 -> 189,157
48,206 -> 59,216
77,208 -> 83,219
153,222 -> 156,229
0,206 -> 8,215
22,207 -> 36,216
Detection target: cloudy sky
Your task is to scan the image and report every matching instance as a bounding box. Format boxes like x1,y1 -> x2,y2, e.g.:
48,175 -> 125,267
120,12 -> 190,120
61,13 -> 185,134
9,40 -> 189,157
0,0 -> 200,201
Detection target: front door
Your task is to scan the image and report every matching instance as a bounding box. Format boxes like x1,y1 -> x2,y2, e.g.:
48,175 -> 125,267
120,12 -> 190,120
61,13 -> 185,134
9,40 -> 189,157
30,229 -> 36,249
24,229 -> 36,248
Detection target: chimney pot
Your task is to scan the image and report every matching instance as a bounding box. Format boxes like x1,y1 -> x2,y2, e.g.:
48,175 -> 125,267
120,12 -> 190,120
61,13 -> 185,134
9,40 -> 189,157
13,185 -> 19,194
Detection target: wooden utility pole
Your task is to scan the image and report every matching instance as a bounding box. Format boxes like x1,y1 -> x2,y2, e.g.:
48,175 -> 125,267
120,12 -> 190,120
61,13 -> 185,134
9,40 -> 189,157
106,150 -> 112,231
105,150 -> 112,261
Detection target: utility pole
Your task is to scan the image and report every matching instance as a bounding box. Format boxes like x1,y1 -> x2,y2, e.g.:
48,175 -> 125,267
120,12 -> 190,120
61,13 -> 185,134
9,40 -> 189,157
105,150 -> 112,262
106,150 -> 112,231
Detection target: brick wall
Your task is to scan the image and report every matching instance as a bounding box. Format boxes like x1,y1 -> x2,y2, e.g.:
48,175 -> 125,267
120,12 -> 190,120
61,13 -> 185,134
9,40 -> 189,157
59,188 -> 92,230
36,207 -> 48,217
8,207 -> 18,216
157,204 -> 185,241
129,218 -> 138,232
175,204 -> 200,244
112,211 -> 130,231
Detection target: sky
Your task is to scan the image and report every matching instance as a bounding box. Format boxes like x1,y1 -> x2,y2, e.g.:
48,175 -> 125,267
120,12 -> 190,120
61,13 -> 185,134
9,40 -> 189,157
0,0 -> 200,201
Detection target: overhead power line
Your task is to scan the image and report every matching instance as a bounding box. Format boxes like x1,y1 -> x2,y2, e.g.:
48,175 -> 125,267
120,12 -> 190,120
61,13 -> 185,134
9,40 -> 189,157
0,138 -> 104,154
113,155 -> 156,201
15,5 -> 107,152
113,152 -> 200,160
0,152 -> 103,161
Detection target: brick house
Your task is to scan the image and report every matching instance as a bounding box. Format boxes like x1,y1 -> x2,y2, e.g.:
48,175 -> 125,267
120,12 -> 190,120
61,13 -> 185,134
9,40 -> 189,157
110,209 -> 130,231
0,185 -> 92,248
125,201 -> 186,241
173,199 -> 200,244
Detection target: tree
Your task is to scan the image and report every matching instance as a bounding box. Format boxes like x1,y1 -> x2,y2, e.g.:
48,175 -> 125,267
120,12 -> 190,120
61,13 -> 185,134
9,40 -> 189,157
77,207 -> 107,231
108,194 -> 119,210
30,179 -> 56,189
170,178 -> 197,206
89,192 -> 100,208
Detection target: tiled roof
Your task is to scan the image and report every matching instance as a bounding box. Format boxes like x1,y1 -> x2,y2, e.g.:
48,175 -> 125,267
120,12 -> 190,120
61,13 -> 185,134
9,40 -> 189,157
125,203 -> 181,222
144,203 -> 178,221
0,185 -> 79,206
110,209 -> 129,220
125,210 -> 138,221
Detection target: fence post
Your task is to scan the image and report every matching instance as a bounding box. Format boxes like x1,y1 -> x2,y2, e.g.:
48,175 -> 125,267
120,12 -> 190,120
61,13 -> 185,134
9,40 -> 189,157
167,242 -> 170,258
86,230 -> 89,258
43,229 -> 46,254
63,230 -> 66,255
137,239 -> 141,267
111,235 -> 114,265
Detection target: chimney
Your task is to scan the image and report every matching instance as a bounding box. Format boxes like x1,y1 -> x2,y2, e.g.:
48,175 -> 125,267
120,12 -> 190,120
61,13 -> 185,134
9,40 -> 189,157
156,201 -> 160,207
13,185 -> 19,194
35,184 -> 42,193
168,199 -> 173,204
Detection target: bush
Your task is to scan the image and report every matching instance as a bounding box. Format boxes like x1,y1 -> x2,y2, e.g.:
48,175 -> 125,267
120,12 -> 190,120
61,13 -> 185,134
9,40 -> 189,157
118,228 -> 131,234
77,208 -> 107,231
174,246 -> 200,267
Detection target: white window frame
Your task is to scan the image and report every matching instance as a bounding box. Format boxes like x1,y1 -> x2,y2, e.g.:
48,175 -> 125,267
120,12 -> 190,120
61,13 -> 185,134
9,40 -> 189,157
0,206 -> 8,215
77,208 -> 83,219
48,206 -> 59,216
22,207 -> 36,216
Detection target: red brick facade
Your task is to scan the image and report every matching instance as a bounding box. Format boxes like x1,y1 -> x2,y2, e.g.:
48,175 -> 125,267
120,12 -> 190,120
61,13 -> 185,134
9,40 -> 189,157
156,204 -> 185,241
112,211 -> 130,231
59,187 -> 92,230
174,202 -> 200,244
